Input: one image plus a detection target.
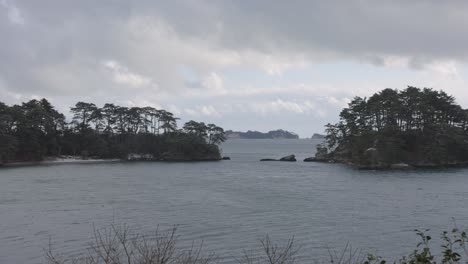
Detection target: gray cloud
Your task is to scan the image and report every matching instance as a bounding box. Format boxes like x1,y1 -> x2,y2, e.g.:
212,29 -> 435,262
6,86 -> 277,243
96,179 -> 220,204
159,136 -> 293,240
2,0 -> 468,136
150,0 -> 468,62
2,1 -> 468,92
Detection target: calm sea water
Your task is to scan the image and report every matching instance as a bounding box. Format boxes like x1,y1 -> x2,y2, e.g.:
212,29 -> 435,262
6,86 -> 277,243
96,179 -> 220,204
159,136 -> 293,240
1,139 -> 468,263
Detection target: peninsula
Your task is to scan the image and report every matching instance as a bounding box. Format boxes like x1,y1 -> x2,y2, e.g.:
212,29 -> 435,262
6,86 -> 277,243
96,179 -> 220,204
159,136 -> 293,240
0,99 -> 226,165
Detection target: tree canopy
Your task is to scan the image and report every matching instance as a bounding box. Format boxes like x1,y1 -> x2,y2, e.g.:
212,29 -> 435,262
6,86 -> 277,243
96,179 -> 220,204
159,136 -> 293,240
322,86 -> 468,167
0,99 -> 225,163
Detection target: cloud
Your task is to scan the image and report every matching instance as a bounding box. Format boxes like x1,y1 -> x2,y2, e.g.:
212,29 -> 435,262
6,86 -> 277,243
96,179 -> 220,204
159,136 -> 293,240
145,1 -> 468,66
184,105 -> 220,117
249,99 -> 315,114
326,96 -> 350,108
0,77 -> 22,101
3,1 -> 468,99
166,105 -> 182,116
200,105 -> 219,116
201,72 -> 224,92
103,60 -> 154,88
2,1 -> 468,137
426,60 -> 460,79
1,0 -> 24,25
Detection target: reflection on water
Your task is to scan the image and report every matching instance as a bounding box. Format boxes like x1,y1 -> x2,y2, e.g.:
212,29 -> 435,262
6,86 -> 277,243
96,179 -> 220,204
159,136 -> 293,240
1,139 -> 468,263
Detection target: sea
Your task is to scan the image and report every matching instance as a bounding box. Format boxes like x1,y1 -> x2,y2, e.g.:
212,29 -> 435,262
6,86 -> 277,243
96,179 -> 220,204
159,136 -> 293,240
1,139 -> 468,263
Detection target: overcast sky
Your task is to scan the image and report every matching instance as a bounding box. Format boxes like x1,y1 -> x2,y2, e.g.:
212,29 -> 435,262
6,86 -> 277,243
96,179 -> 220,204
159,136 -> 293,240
2,0 -> 468,137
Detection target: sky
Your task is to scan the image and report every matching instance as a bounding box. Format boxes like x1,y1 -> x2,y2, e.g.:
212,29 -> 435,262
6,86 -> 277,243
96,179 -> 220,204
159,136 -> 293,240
2,0 -> 468,137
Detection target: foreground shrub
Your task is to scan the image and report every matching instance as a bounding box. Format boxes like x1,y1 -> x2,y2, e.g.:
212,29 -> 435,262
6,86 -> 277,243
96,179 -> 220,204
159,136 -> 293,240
45,224 -> 468,264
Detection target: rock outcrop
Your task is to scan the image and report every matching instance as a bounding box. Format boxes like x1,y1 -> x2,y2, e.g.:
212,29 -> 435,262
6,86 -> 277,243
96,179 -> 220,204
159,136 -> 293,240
279,154 -> 296,162
260,154 -> 297,162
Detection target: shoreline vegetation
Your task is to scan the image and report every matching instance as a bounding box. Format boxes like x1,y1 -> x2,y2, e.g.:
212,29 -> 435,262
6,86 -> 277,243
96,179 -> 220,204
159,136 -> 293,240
0,99 -> 227,166
308,86 -> 468,169
45,223 -> 468,264
4,87 -> 468,170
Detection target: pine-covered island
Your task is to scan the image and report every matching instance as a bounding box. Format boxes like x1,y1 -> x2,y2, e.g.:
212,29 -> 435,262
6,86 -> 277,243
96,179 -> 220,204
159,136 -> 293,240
225,129 -> 299,139
0,99 -> 227,166
311,86 -> 468,169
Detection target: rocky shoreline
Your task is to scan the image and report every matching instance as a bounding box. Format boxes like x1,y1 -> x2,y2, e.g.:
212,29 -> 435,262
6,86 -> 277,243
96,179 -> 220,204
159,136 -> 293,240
1,153 -> 231,168
0,157 -> 121,168
126,152 -> 230,162
303,159 -> 468,170
302,148 -> 468,170
4,151 -> 466,170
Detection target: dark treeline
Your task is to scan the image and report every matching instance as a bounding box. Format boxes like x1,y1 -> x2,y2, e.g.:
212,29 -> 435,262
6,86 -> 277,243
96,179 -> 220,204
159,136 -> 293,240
323,86 -> 468,167
0,99 -> 226,163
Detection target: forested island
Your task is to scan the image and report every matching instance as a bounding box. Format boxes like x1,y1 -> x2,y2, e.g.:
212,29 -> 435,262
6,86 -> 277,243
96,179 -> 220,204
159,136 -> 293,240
314,86 -> 468,169
225,129 -> 299,139
311,133 -> 326,140
0,99 -> 226,165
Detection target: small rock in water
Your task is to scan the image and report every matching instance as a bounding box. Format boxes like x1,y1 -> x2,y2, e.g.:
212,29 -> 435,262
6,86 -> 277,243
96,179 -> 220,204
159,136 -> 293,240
260,155 -> 296,162
279,154 -> 296,162
303,157 -> 317,162
222,156 -> 231,160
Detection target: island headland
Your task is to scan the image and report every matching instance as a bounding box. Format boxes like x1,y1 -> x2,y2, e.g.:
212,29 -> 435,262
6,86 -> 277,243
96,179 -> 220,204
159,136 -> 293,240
306,86 -> 468,169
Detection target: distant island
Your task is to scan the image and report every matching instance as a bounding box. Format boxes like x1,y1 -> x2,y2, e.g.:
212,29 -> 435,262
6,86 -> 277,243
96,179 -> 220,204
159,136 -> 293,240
225,129 -> 299,139
311,86 -> 468,169
311,133 -> 326,139
0,99 -> 226,166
